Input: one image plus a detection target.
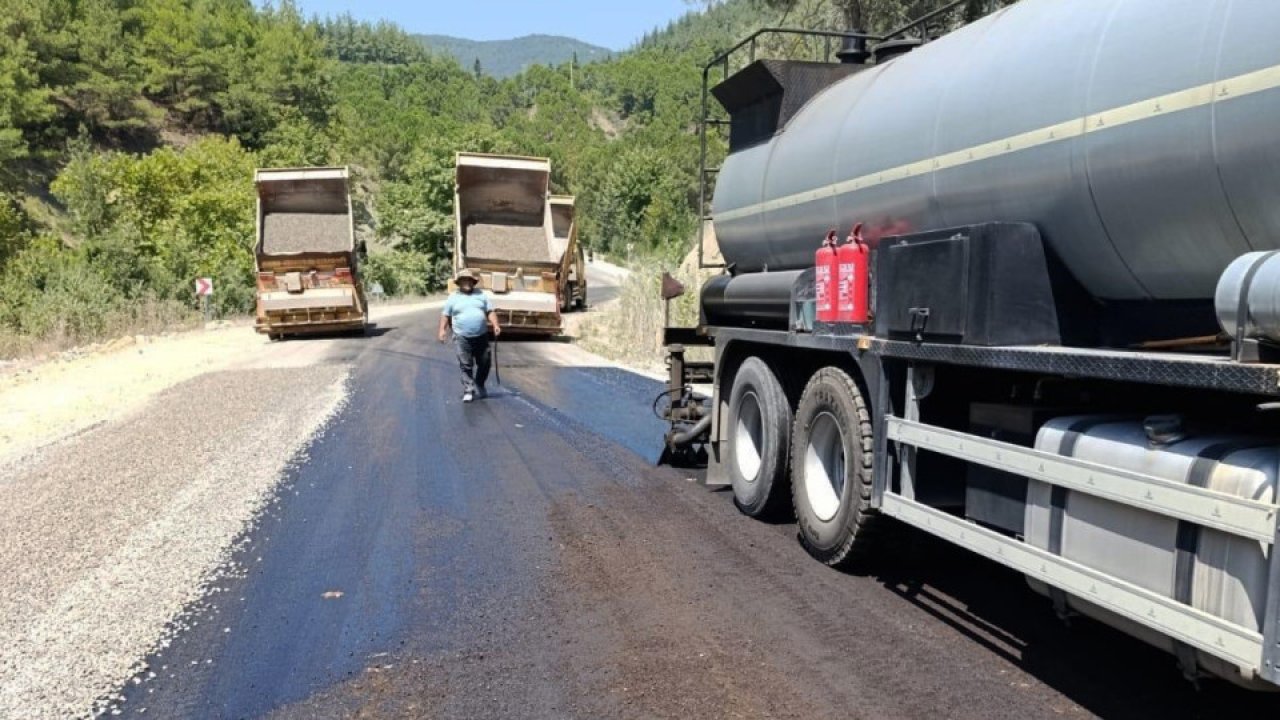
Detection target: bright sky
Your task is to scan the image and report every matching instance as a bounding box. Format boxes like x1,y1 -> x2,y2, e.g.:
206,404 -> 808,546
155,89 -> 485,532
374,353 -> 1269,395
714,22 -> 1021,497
292,0 -> 694,51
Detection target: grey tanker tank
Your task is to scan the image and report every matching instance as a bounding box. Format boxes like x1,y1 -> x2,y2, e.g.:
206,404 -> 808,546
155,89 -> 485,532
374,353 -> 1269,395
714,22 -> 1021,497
712,0 -> 1280,303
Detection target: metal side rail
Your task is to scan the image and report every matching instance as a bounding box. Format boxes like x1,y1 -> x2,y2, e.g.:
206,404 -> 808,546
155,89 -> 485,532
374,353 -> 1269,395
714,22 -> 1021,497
883,415 -> 1280,677
880,493 -> 1264,670
887,417 -> 1278,543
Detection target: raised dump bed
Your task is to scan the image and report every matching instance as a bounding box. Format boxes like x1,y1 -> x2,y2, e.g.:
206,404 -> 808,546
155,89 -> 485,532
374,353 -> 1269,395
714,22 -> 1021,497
253,167 -> 366,338
453,152 -> 573,336
549,195 -> 586,311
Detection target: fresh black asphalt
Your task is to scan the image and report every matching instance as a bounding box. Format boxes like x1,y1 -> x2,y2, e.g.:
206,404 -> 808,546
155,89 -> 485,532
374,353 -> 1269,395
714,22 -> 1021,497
114,309 -> 1280,719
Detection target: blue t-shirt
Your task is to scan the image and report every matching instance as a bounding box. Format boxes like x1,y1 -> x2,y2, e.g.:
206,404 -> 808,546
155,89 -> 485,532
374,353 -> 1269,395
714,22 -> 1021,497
443,290 -> 493,337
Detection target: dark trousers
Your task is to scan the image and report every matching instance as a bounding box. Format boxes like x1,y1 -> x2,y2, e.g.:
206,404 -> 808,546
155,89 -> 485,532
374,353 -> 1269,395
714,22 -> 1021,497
454,333 -> 491,394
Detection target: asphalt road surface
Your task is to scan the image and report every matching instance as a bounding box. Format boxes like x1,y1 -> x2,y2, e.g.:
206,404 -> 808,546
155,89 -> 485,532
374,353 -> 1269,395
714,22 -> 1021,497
87,306 -> 1280,719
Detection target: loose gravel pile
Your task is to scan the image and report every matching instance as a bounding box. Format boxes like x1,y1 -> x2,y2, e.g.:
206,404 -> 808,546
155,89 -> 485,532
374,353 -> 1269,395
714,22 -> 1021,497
0,365 -> 349,719
466,223 -> 555,264
262,212 -> 351,255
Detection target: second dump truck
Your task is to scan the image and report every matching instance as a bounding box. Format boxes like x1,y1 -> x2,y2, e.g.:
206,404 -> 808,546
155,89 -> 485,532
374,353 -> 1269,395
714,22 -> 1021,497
453,152 -> 582,336
253,167 -> 366,339
550,194 -> 588,312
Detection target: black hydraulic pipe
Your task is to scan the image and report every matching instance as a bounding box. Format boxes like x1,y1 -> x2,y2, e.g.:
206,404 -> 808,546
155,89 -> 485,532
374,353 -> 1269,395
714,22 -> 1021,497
668,413 -> 712,448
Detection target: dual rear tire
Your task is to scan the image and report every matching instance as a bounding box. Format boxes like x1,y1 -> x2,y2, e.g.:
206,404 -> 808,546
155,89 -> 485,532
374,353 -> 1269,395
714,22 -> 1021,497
726,357 -> 792,518
790,367 -> 878,567
726,358 -> 877,566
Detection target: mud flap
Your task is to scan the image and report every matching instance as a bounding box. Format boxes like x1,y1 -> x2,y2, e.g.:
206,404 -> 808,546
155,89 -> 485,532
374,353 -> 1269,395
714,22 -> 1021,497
703,443 -> 729,487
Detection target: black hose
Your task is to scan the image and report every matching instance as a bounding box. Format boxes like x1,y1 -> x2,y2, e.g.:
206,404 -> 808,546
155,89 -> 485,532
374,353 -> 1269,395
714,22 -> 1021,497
651,386 -> 688,421
669,414 -> 712,447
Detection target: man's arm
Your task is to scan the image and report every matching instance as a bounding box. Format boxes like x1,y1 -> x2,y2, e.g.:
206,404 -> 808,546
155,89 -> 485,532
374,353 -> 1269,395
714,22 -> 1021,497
438,312 -> 451,342
483,295 -> 501,337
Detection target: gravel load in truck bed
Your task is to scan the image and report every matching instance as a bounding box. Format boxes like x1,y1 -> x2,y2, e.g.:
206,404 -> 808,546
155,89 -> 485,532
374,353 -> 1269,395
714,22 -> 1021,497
262,213 -> 351,255
466,223 -> 555,264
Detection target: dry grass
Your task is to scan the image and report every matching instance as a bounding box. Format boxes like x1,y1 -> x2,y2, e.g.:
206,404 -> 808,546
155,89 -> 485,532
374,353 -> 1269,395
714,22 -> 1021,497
577,231 -> 724,371
0,298 -> 201,362
577,262 -> 716,372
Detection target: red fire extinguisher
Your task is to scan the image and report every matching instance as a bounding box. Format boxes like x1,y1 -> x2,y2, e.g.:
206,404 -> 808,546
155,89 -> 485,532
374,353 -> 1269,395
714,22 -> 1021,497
815,230 -> 839,323
837,222 -> 870,324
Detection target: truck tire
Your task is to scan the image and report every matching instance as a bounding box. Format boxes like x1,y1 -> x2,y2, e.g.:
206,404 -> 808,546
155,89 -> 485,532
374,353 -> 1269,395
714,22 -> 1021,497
727,357 -> 792,519
791,367 -> 878,567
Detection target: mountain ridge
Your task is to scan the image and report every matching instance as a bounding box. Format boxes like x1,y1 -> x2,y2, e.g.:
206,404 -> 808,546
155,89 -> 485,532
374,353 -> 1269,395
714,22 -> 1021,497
414,33 -> 611,78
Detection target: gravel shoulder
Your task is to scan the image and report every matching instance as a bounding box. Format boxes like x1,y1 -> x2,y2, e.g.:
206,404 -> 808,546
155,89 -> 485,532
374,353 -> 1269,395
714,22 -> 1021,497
0,365 -> 350,719
0,300 -> 435,719
0,300 -> 438,467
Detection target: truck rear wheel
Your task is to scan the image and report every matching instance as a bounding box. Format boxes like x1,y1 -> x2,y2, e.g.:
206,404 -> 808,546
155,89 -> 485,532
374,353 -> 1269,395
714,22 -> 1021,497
791,367 -> 878,567
727,357 -> 792,519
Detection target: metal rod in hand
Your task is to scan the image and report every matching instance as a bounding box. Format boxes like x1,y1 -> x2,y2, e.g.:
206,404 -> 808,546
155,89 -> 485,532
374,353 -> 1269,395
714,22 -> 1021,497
493,333 -> 501,386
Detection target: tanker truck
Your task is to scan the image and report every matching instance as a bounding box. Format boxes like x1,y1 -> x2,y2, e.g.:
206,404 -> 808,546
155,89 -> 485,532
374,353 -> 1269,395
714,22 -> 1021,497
661,0 -> 1280,690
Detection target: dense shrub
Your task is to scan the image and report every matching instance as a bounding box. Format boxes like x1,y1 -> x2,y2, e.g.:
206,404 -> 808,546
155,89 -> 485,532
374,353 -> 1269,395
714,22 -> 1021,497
51,136 -> 258,317
361,249 -> 439,297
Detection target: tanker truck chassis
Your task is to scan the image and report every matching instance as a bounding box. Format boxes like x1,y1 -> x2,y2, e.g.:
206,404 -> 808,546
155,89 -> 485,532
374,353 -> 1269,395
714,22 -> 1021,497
665,319 -> 1280,689
664,3 -> 1280,691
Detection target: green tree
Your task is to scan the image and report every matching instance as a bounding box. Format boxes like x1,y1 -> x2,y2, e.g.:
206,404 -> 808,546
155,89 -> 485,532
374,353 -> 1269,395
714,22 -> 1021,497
585,144 -> 695,255
0,193 -> 32,267
0,1 -> 56,168
51,136 -> 257,314
63,0 -> 158,140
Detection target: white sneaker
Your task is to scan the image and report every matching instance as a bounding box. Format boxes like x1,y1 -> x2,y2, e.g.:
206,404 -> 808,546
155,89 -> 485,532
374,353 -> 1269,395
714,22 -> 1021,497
462,392 -> 475,403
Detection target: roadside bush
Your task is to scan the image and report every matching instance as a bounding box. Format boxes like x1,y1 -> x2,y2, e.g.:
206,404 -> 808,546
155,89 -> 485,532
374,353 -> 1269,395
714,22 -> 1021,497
0,236 -> 118,347
51,136 -> 258,316
361,249 -> 440,297
0,235 -> 198,358
0,193 -> 32,268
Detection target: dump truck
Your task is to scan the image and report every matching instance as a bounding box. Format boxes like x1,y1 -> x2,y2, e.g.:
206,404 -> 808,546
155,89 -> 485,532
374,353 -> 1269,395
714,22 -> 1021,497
550,195 -> 587,312
453,153 -> 580,336
253,167 -> 366,339
660,1 -> 1280,690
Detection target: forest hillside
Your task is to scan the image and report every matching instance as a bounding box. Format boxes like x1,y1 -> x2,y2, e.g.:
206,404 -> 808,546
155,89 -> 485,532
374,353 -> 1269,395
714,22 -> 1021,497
0,0 -> 1008,356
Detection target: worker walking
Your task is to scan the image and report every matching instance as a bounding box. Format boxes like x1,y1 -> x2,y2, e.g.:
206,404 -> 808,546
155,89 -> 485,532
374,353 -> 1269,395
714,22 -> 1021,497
438,269 -> 502,402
